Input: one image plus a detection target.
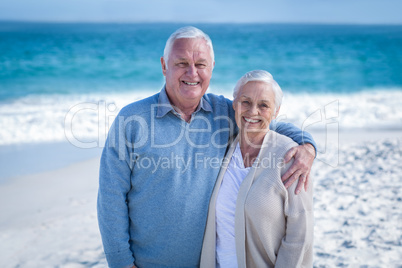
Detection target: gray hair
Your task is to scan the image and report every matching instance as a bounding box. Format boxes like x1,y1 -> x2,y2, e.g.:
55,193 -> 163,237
163,26 -> 215,69
233,70 -> 283,113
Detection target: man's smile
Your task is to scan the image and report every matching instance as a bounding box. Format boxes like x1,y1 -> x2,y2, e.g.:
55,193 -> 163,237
182,81 -> 200,86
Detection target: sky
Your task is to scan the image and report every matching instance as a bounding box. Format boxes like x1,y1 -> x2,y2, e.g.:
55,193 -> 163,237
0,0 -> 401,24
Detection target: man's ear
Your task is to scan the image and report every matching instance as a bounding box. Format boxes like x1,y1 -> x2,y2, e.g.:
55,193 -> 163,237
161,57 -> 167,76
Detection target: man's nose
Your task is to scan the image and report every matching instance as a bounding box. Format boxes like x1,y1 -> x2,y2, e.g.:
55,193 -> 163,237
186,64 -> 197,77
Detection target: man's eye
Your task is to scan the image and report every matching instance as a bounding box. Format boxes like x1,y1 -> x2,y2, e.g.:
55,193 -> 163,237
177,63 -> 187,67
196,64 -> 206,68
242,101 -> 250,105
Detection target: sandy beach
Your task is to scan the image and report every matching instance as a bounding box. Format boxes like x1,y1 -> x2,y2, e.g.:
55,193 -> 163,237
0,156 -> 106,267
0,129 -> 401,267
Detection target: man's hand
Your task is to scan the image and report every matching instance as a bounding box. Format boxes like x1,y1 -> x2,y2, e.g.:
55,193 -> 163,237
282,143 -> 315,194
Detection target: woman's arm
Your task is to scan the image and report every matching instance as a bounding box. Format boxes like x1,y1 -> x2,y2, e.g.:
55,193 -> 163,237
275,173 -> 314,267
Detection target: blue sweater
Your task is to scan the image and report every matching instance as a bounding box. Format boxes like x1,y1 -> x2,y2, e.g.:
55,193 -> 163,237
97,88 -> 316,268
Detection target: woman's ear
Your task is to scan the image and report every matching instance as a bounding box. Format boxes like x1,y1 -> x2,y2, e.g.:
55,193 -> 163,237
274,106 -> 281,119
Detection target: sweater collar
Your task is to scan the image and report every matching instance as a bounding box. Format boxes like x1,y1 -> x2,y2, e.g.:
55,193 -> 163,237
156,86 -> 212,118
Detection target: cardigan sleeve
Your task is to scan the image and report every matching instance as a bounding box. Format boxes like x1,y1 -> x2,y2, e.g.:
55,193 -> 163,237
275,161 -> 314,267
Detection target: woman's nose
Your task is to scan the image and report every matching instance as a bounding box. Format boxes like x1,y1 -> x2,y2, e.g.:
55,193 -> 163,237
249,104 -> 258,115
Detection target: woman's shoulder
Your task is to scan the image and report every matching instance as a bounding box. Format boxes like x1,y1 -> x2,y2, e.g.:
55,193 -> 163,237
264,131 -> 298,157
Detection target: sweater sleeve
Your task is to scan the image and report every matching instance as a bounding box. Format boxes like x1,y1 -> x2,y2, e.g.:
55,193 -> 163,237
97,115 -> 136,268
275,161 -> 314,267
270,120 -> 317,157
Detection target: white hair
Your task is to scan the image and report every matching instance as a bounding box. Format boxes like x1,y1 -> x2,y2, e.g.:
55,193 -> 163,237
233,70 -> 283,113
163,26 -> 214,69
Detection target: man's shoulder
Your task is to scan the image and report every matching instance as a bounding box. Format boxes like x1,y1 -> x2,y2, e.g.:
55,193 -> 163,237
204,92 -> 233,109
268,131 -> 298,154
118,92 -> 159,117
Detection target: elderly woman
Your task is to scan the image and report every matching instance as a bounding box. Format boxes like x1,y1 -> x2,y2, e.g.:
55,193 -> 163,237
200,70 -> 314,268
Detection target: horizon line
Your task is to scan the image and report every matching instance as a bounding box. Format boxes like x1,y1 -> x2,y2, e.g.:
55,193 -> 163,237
1,19 -> 402,26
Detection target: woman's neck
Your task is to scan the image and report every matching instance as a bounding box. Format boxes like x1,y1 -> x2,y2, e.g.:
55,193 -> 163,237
239,131 -> 267,168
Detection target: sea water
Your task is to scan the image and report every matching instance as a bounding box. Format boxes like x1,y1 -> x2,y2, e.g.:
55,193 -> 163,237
0,22 -> 401,147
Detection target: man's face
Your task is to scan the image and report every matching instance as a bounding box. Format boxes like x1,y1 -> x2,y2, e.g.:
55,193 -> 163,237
161,38 -> 214,108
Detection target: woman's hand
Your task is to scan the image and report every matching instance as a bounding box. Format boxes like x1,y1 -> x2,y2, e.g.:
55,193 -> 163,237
281,143 -> 315,194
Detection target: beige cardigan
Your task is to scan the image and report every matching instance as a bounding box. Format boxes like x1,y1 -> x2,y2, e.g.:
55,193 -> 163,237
200,131 -> 314,268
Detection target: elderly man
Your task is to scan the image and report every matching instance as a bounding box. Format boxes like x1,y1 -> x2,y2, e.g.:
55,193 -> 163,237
97,26 -> 316,268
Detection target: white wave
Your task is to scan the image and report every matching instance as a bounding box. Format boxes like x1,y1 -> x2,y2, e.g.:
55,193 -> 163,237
213,87 -> 402,131
278,89 -> 402,131
0,90 -> 156,146
0,88 -> 401,146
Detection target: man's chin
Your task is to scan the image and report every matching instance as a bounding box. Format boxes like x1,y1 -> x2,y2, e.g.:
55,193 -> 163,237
180,88 -> 206,99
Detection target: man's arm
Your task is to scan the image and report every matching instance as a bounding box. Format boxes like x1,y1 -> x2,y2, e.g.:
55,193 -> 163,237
270,120 -> 316,194
97,118 -> 135,268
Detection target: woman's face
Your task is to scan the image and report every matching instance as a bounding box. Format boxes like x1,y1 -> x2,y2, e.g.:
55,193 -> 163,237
233,81 -> 279,138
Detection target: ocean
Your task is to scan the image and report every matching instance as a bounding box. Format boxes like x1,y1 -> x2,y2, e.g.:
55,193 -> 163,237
0,22 -> 401,146
1,22 -> 401,266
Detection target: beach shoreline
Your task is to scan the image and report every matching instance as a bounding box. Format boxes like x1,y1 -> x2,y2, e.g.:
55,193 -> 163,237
0,129 -> 401,267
